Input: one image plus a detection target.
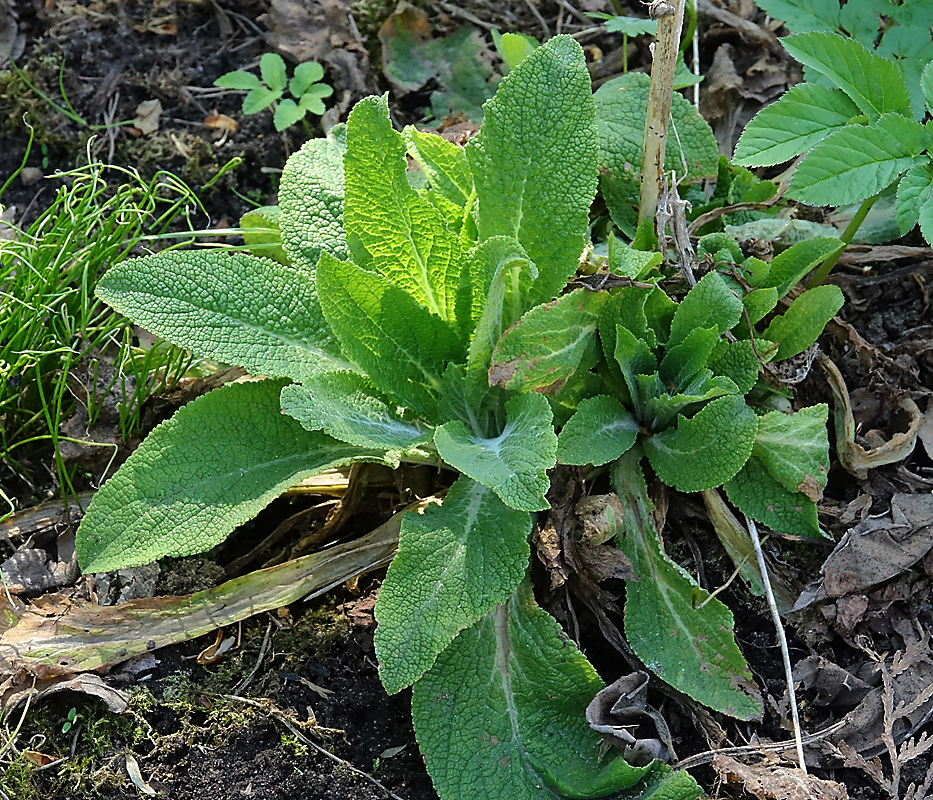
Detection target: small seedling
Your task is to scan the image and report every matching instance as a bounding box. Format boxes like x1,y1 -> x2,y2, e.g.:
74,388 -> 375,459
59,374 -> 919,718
62,707 -> 79,734
214,53 -> 333,133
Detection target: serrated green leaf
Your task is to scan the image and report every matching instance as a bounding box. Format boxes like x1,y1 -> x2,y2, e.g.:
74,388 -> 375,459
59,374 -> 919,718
316,252 -> 465,419
290,61 -> 325,96
434,393 -> 556,511
260,52 -> 287,92
467,35 -> 598,306
612,454 -> 763,719
608,234 -> 663,279
404,127 -> 473,209
297,91 -> 328,116
788,116 -> 926,206
762,237 -> 845,297
240,205 -> 288,265
96,251 -> 347,381
213,70 -> 263,91
751,0 -> 839,33
375,477 -> 530,694
725,456 -> 822,539
344,96 -> 462,323
279,137 -> 347,269
733,84 -> 861,167
76,380 -> 386,572
644,395 -> 757,492
920,193 -> 933,247
742,288 -> 779,326
280,372 -> 432,455
412,582 -> 654,800
668,271 -> 743,349
595,72 -> 720,182
492,30 -> 541,72
242,86 -> 281,115
644,371 -> 737,430
923,61 -> 933,118
752,405 -> 830,500
782,33 -> 911,118
708,339 -> 765,395
896,160 -> 933,235
763,284 -> 844,360
557,395 -> 638,466
658,327 -> 719,393
488,289 -> 606,393
273,98 -> 304,131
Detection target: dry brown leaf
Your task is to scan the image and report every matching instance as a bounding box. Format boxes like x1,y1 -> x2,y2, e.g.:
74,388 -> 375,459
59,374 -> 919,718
130,99 -> 163,135
712,754 -> 848,799
204,113 -> 238,133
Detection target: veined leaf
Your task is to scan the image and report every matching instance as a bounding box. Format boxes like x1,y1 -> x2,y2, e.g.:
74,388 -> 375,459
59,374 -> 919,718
76,380 -> 386,572
279,136 -> 347,269
240,205 -> 288,266
644,394 -> 758,492
789,115 -> 926,206
434,392 -> 557,511
316,253 -> 465,419
614,325 -> 658,408
668,271 -> 743,349
708,339 -> 768,396
260,53 -> 287,92
761,237 -> 845,298
608,235 -> 663,279
644,372 -> 737,431
557,395 -> 638,466
242,86 -> 281,114
733,84 -> 861,167
781,33 -> 911,118
921,193 -> 933,247
404,126 -> 473,209
896,160 -> 933,236
213,70 -> 263,91
753,405 -> 830,500
751,0 -> 839,33
658,327 -> 719,393
96,251 -> 348,381
375,477 -> 530,694
280,372 -> 433,455
412,582 -> 655,800
923,61 -> 933,118
467,35 -> 598,306
742,287 -> 779,326
612,454 -> 763,719
488,289 -> 607,394
344,96 -> 462,322
763,285 -> 844,360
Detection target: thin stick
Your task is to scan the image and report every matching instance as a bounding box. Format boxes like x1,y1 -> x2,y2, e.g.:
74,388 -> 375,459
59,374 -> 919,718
744,514 -> 807,773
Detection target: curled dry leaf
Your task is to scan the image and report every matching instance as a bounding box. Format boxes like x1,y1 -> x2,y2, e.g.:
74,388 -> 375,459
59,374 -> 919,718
712,753 -> 848,799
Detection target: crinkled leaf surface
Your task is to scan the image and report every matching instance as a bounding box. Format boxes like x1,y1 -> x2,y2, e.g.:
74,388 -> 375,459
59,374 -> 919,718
781,32 -> 911,118
733,84 -> 861,167
467,35 -> 598,306
595,72 -> 719,181
763,285 -> 844,360
488,289 -> 607,394
896,160 -> 933,235
557,395 -> 638,466
317,253 -> 465,419
240,205 -> 288,265
608,235 -> 663,279
668,271 -> 743,349
344,96 -> 462,322
612,455 -> 762,719
434,393 -> 557,511
76,380 -> 386,572
279,137 -> 347,270
404,126 -> 473,209
761,238 -> 845,298
725,456 -> 822,539
752,405 -> 830,500
412,582 -> 655,800
280,372 -> 432,454
708,340 -> 765,396
644,395 -> 758,492
658,327 -> 719,393
96,251 -> 348,381
375,477 -> 530,694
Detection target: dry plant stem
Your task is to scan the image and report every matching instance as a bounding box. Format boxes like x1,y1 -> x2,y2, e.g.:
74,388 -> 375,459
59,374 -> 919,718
638,0 -> 686,226
744,514 -> 807,773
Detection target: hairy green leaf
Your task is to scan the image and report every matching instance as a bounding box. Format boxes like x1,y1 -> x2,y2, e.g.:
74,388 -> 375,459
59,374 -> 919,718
659,327 -> 719,393
434,393 -> 557,511
412,582 -> 655,800
643,372 -> 737,430
557,395 -> 638,466
644,395 -> 758,492
733,84 -> 861,167
96,251 -> 347,381
668,271 -> 743,349
344,96 -> 462,322
279,137 -> 347,269
239,205 -> 288,265
467,35 -> 598,306
708,339 -> 769,396
404,127 -> 473,209
742,287 -> 779,326
753,405 -> 830,500
896,160 -> 933,236
316,252 -> 465,419
488,289 -> 607,393
375,478 -> 530,694
763,285 -> 844,360
762,237 -> 845,298
76,380 -> 385,572
782,33 -> 911,118
608,235 -> 663,279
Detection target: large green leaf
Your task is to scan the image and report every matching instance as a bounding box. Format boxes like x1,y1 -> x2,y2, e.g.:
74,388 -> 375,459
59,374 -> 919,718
96,251 -> 348,381
668,271 -> 744,349
76,380 -> 385,572
752,405 -> 830,500
644,395 -> 758,492
733,84 -> 861,167
782,32 -> 911,118
751,0 -> 839,33
488,289 -> 607,394
344,96 -> 462,323
761,238 -> 845,298
375,477 -> 530,694
316,252 -> 465,419
279,372 -> 433,455
434,392 -> 557,511
896,160 -> 933,235
708,339 -> 766,396
595,72 -> 719,181
763,285 -> 844,360
612,454 -> 763,719
279,137 -> 347,270
556,395 -> 639,467
467,35 -> 598,306
412,582 -> 655,800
